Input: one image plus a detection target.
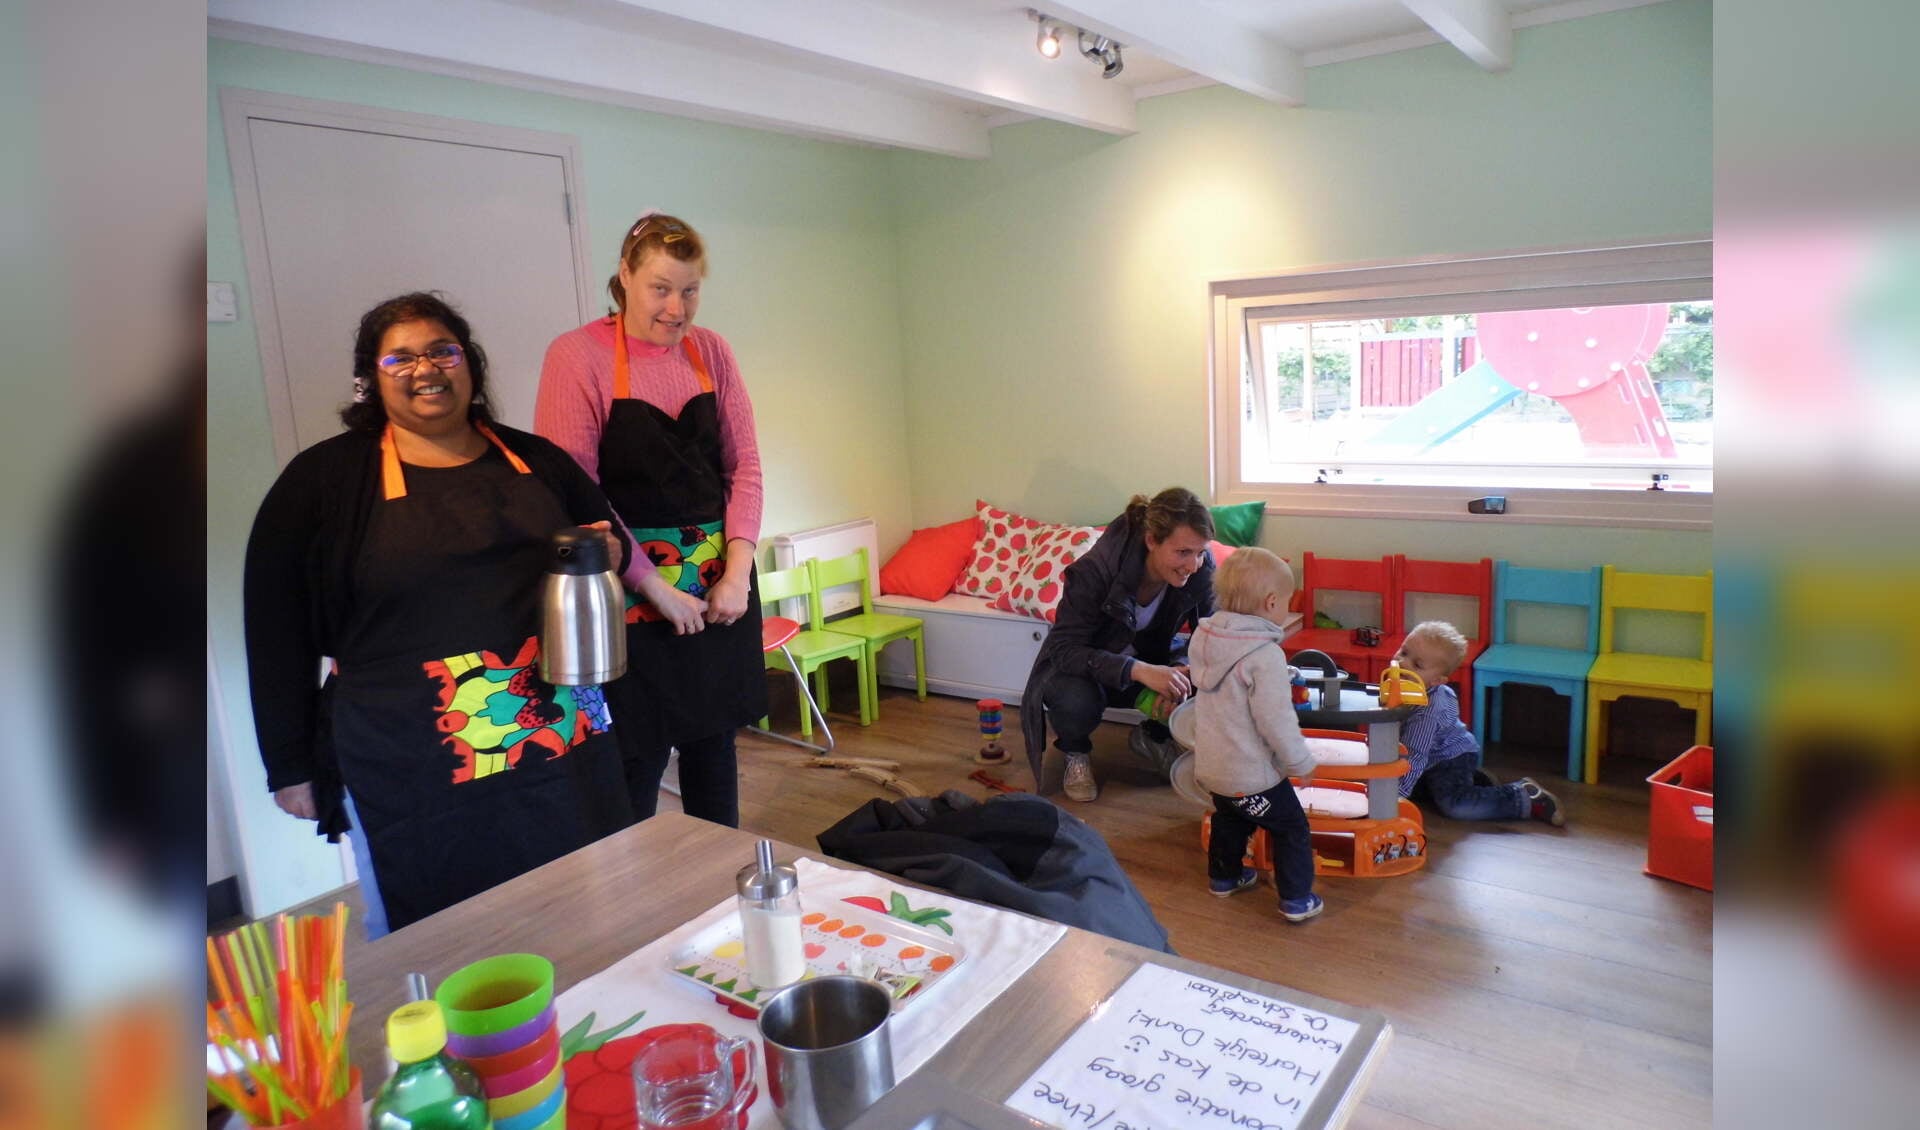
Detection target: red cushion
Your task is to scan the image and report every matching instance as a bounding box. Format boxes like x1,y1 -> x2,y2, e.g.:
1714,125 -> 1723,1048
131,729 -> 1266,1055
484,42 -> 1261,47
878,516 -> 983,601
1208,540 -> 1236,564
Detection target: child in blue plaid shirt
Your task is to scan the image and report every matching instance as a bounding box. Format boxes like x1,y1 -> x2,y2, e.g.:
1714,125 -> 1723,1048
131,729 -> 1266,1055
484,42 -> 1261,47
1394,621 -> 1563,825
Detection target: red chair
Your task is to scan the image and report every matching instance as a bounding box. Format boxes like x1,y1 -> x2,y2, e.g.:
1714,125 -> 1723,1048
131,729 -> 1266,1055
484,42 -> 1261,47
1281,553 -> 1399,681
1379,556 -> 1492,727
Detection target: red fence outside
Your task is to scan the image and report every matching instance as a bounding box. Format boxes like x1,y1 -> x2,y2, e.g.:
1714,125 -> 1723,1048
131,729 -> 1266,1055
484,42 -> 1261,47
1359,335 -> 1477,407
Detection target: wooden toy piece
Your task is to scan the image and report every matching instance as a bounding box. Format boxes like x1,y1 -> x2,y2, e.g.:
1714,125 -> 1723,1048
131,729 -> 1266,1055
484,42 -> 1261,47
1290,668 -> 1311,711
975,698 -> 1011,765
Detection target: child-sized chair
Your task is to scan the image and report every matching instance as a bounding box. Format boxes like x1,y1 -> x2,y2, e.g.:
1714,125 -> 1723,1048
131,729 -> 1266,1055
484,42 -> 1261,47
1473,562 -> 1602,779
1584,566 -> 1713,784
1379,555 -> 1492,727
750,564 -> 871,751
810,547 -> 925,721
1281,553 -> 1399,681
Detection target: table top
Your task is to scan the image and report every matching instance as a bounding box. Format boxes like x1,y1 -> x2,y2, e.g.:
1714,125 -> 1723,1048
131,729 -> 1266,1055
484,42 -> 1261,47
342,813 -> 1387,1123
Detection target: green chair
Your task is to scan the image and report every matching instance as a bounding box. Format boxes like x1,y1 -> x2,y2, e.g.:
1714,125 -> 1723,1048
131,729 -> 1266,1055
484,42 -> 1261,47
810,547 -> 926,721
751,563 -> 871,753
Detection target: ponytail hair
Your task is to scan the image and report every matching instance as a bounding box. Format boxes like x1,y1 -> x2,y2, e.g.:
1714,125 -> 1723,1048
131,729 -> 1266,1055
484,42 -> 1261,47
1127,487 -> 1214,544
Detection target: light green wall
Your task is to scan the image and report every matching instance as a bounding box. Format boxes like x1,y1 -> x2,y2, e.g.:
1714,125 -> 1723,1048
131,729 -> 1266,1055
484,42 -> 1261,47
207,39 -> 913,914
886,0 -> 1712,576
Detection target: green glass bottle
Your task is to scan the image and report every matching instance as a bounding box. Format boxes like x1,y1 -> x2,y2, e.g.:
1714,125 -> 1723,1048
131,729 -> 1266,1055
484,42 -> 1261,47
368,1001 -> 495,1129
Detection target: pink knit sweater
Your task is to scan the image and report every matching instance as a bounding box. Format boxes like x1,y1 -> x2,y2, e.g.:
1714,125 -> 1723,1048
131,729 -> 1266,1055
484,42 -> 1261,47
535,318 -> 764,588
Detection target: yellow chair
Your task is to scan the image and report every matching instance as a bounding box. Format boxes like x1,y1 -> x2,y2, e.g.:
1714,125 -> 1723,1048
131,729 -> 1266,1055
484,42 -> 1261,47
751,564 -> 871,752
810,547 -> 925,721
1584,566 -> 1713,784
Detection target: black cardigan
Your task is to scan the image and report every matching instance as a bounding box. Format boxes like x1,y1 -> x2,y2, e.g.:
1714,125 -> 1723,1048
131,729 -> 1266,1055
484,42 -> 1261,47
242,423 -> 630,837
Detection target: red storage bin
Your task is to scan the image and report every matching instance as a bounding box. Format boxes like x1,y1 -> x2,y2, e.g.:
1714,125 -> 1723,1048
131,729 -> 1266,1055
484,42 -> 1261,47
1646,744 -> 1713,890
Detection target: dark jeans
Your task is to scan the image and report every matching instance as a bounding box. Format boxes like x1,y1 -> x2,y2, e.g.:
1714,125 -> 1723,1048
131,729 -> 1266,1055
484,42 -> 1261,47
1041,673 -> 1168,754
625,729 -> 741,827
1209,781 -> 1315,902
1418,753 -> 1528,821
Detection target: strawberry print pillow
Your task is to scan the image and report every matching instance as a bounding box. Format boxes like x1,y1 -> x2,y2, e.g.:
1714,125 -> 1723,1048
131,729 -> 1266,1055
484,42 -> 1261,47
955,500 -> 1047,599
991,524 -> 1102,623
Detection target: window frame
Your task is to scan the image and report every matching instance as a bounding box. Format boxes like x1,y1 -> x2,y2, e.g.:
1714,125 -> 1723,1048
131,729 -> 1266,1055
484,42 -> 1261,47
1207,239 -> 1714,531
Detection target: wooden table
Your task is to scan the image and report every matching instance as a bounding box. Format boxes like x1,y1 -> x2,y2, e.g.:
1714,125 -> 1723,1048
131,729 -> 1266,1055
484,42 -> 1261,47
344,812 -> 1387,1124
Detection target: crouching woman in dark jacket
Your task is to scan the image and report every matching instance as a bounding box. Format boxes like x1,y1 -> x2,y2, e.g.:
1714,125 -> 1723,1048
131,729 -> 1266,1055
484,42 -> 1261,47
1019,488 -> 1216,803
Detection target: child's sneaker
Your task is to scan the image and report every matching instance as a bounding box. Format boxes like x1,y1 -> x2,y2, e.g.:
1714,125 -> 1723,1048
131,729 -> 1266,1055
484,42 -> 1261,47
1062,754 -> 1099,802
1518,778 -> 1565,826
1279,893 -> 1324,922
1209,867 -> 1259,897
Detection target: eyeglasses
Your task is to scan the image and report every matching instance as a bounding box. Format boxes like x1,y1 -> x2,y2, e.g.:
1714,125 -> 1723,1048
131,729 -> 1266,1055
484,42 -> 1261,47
376,343 -> 465,375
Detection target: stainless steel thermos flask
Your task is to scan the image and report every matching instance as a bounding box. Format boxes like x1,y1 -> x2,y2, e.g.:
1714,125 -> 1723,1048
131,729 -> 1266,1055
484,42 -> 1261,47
538,527 -> 626,686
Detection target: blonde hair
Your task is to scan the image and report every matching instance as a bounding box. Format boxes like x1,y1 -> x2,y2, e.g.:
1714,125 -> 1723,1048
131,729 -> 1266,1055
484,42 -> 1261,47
1214,547 -> 1295,614
1405,620 -> 1469,674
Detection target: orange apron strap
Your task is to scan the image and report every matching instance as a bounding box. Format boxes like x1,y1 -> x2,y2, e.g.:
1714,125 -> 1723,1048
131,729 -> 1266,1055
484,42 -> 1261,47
381,421 -> 529,501
474,422 -> 533,475
610,315 -> 630,401
611,316 -> 712,397
681,334 -> 714,394
380,423 -> 407,500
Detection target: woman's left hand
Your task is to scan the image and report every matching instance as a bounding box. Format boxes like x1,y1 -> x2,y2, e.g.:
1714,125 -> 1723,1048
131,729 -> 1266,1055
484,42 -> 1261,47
584,520 -> 623,566
705,573 -> 750,625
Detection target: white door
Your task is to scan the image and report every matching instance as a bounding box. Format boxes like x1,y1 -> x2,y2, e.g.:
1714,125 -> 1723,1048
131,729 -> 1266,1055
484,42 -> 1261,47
239,109 -> 591,453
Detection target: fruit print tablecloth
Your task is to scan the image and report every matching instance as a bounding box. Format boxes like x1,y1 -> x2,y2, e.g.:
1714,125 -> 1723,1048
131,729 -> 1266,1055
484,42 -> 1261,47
556,856 -> 1067,1129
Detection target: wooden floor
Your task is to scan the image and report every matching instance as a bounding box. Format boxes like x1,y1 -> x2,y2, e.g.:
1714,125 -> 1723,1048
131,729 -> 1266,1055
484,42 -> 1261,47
719,685 -> 1713,1130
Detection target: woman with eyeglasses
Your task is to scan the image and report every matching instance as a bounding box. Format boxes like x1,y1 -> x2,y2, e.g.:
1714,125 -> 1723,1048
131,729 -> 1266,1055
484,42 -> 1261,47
535,213 -> 767,828
244,292 -> 635,935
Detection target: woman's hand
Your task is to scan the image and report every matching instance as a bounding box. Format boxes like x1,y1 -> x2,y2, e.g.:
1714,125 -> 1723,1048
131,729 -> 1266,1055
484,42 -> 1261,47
584,519 -> 622,567
637,571 -> 708,635
1135,662 -> 1193,703
704,573 -> 750,625
274,782 -> 317,820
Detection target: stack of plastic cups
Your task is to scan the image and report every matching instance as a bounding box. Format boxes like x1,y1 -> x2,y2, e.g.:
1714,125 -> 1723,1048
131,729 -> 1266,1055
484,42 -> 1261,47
436,954 -> 566,1130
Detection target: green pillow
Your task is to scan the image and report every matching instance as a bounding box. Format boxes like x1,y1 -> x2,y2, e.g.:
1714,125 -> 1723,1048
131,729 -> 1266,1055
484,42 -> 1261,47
1210,500 -> 1266,547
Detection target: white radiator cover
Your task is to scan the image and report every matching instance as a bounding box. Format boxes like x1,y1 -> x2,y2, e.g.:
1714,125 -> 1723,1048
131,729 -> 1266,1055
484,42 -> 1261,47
768,517 -> 880,622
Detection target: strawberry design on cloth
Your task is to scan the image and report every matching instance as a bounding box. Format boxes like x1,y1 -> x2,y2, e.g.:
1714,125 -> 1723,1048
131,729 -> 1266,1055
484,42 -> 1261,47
841,891 -> 955,936
989,525 -> 1101,623
565,1022 -> 755,1130
953,500 -> 1046,599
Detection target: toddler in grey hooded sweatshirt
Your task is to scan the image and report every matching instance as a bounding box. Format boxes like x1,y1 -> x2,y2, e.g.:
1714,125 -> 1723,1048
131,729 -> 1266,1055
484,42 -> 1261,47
1188,559 -> 1317,799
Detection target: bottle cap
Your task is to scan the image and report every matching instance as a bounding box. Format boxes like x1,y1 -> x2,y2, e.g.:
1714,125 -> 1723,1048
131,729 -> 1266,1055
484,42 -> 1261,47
387,1000 -> 449,1064
736,839 -> 798,901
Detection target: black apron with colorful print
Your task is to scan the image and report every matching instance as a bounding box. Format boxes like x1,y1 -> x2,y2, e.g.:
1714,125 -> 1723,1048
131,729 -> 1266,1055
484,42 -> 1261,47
595,320 -> 766,752
329,424 -> 631,930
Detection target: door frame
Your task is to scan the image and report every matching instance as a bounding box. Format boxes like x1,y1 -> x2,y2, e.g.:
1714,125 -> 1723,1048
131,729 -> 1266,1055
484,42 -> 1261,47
219,87 -> 598,466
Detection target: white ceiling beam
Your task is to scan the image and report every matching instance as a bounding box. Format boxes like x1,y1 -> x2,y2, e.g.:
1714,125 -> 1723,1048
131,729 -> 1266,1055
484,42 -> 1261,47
1045,0 -> 1305,105
1399,0 -> 1514,72
207,0 -> 993,158
603,0 -> 1136,134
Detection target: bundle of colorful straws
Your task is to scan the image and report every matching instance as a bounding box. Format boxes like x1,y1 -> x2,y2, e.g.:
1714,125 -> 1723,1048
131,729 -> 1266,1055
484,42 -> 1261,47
205,902 -> 353,1125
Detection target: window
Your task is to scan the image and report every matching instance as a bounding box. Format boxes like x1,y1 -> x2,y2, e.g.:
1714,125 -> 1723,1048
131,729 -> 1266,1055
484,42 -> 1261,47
1210,241 -> 1712,529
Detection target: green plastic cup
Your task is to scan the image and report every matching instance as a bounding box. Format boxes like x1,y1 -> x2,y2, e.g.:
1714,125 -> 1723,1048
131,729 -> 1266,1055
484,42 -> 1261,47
434,954 -> 555,1037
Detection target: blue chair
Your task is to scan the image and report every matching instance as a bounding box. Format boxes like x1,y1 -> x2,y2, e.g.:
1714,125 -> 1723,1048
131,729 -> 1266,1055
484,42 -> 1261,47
1472,562 -> 1603,780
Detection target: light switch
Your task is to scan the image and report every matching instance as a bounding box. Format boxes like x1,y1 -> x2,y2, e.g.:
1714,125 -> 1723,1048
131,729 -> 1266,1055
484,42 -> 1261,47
207,281 -> 238,323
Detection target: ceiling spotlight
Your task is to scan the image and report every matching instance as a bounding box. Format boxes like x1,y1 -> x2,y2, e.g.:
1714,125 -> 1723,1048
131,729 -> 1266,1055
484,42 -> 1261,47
1031,11 -> 1062,59
1078,29 -> 1124,79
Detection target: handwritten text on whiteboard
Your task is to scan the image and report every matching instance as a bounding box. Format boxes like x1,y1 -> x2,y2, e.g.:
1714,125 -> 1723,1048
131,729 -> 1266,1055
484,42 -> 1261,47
1005,963 -> 1361,1130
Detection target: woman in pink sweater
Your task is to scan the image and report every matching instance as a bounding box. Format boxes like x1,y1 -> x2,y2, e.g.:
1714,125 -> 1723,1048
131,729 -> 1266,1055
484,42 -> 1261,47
535,212 -> 767,827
